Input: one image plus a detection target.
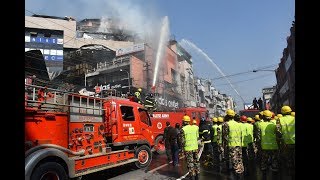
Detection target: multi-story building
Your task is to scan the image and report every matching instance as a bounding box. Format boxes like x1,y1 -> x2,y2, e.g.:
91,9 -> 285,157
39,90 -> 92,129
194,77 -> 235,117
270,21 -> 295,112
262,86 -> 276,110
25,15 -> 133,83
85,41 -> 194,111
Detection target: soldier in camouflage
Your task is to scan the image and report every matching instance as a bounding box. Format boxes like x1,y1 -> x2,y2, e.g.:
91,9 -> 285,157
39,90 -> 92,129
258,110 -> 280,177
246,117 -> 255,161
212,116 -> 224,171
179,115 -> 200,180
222,110 -> 244,180
253,112 -> 263,162
276,105 -> 295,177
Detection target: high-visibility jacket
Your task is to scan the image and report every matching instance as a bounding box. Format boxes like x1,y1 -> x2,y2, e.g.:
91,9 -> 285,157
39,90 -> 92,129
260,121 -> 278,150
227,120 -> 242,147
192,124 -> 199,132
245,123 -> 254,144
182,125 -> 199,151
134,91 -> 141,98
241,123 -> 253,147
270,119 -> 277,124
212,124 -> 222,144
279,115 -> 295,145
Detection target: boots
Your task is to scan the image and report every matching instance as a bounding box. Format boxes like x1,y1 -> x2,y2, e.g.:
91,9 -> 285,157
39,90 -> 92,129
194,173 -> 199,180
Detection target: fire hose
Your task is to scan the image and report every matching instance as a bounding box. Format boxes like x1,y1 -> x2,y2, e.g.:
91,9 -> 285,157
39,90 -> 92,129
197,140 -> 204,161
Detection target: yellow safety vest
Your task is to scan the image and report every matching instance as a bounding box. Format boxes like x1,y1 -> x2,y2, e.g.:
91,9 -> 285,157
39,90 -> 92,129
182,125 -> 199,151
245,123 -> 254,144
260,121 -> 278,150
270,119 -> 277,124
212,124 -> 222,144
227,120 -> 242,147
279,115 -> 295,144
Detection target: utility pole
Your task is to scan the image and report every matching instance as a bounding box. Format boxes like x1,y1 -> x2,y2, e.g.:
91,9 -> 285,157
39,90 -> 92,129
143,61 -> 151,93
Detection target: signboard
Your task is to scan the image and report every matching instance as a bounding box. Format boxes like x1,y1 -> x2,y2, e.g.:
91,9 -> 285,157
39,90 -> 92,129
116,43 -> 144,56
25,28 -> 64,80
262,87 -> 275,94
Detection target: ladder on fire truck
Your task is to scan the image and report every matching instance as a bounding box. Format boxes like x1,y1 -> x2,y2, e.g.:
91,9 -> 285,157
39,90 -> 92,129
25,84 -> 104,115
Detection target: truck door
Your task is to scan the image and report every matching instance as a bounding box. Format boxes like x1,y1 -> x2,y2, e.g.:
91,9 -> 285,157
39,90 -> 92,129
138,108 -> 154,145
119,105 -> 138,140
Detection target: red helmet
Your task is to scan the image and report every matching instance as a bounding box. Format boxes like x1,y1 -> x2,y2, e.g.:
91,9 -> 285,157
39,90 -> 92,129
240,115 -> 247,122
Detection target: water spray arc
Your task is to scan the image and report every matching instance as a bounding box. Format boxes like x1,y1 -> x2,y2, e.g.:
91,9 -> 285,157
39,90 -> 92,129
180,39 -> 246,105
152,16 -> 170,87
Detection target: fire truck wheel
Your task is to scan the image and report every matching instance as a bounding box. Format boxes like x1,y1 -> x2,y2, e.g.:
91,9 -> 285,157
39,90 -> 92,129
134,145 -> 152,169
31,162 -> 68,180
155,135 -> 166,155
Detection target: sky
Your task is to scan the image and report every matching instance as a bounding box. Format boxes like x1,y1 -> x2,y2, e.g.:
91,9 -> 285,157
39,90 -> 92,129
25,0 -> 295,110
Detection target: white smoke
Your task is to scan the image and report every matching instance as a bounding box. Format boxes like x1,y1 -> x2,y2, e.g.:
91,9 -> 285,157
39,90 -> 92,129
97,1 -> 162,44
26,0 -> 164,45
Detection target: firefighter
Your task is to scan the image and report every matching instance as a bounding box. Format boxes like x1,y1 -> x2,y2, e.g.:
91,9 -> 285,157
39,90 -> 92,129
258,110 -> 280,176
144,93 -> 156,114
277,114 -> 283,119
167,122 -> 180,166
134,88 -> 143,104
178,115 -> 200,180
270,112 -> 277,124
212,117 -> 223,171
199,117 -> 213,167
240,115 -> 249,176
277,105 -> 295,177
253,114 -> 263,162
245,117 -> 255,161
164,121 -> 173,163
217,116 -> 225,168
222,109 -> 244,179
192,119 -> 199,131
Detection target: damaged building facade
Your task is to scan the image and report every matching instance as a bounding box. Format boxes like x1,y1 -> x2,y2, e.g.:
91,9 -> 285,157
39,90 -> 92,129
25,15 -> 235,113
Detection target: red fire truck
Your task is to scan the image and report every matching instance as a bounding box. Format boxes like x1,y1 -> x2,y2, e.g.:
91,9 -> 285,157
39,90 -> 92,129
25,84 -> 154,180
239,108 -> 260,118
150,107 -> 208,154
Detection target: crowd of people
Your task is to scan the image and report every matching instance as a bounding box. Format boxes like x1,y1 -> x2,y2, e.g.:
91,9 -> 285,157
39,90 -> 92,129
163,105 -> 295,180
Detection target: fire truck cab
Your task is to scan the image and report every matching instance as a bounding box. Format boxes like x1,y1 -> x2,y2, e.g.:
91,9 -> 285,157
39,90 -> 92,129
25,84 -> 154,180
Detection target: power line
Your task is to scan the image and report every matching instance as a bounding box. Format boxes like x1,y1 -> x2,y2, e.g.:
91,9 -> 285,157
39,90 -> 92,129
214,73 -> 274,86
210,63 -> 277,81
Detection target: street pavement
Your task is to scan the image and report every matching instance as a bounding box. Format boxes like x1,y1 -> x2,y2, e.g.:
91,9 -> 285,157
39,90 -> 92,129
82,153 -> 294,180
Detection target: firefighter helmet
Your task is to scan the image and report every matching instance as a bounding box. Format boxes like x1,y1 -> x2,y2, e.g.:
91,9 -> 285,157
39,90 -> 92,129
183,115 -> 191,122
226,109 -> 235,117
247,117 -> 253,122
193,120 -> 197,124
218,117 -> 224,122
263,110 -> 272,118
240,115 -> 247,122
277,114 -> 283,118
281,105 -> 292,114
212,117 -> 218,122
254,114 -> 260,121
291,111 -> 295,117
138,88 -> 142,92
